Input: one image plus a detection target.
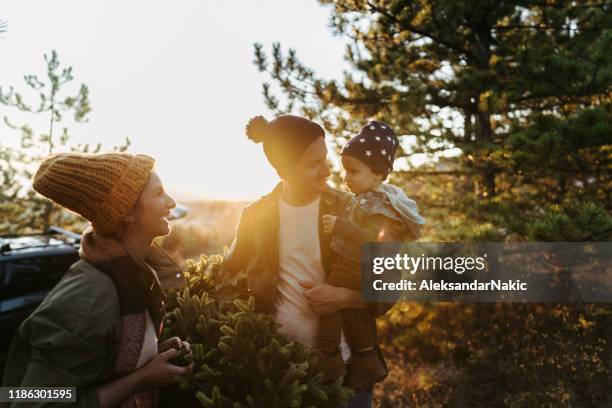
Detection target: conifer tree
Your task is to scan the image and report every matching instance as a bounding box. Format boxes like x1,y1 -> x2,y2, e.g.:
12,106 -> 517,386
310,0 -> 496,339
252,3 -> 611,404
0,51 -> 130,233
161,254 -> 354,408
253,0 -> 611,240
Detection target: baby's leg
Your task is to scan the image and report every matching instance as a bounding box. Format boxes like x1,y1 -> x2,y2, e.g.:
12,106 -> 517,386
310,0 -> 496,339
320,262 -> 361,350
326,262 -> 361,290
328,263 -> 388,390
342,308 -> 375,353
342,310 -> 388,391
317,266 -> 350,381
318,312 -> 343,356
318,263 -> 361,356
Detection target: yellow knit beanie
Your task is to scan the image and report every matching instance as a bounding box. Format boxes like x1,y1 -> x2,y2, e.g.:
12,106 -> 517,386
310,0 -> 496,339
33,152 -> 155,237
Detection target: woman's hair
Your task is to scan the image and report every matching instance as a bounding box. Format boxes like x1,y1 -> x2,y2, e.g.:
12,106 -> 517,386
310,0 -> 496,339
112,195 -> 146,241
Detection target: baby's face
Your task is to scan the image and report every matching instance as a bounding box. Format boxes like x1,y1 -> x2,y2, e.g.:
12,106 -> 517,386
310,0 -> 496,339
341,155 -> 382,195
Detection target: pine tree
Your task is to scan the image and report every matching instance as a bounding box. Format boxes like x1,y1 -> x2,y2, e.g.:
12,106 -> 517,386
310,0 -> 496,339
161,254 -> 354,408
251,3 -> 611,405
529,200 -> 612,242
252,0 -> 611,240
0,50 -> 130,234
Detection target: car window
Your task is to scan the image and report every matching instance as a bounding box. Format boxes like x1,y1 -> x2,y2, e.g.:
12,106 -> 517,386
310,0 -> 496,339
0,254 -> 78,300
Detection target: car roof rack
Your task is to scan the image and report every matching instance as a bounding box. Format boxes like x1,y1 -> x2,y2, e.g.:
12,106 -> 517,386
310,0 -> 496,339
48,226 -> 81,243
0,242 -> 11,254
0,226 -> 82,255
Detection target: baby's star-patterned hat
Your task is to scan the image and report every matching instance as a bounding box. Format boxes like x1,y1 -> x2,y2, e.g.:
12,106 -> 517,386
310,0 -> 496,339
341,120 -> 399,177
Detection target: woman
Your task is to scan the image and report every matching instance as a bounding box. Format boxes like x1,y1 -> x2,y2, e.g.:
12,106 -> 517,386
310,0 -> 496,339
3,152 -> 190,407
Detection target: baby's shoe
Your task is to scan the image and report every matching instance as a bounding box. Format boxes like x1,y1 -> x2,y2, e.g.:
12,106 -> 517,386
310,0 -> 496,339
344,350 -> 388,391
317,351 -> 347,382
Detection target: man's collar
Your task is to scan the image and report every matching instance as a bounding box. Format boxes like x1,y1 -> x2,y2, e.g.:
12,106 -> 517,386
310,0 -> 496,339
261,181 -> 339,207
321,184 -> 338,206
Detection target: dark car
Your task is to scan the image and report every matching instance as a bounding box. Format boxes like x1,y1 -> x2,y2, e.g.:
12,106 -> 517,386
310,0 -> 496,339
0,227 -> 81,375
0,204 -> 188,379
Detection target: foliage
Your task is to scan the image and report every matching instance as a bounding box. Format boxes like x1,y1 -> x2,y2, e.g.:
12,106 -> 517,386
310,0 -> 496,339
375,301 -> 611,407
529,200 -> 612,242
0,50 -> 129,234
253,0 -> 612,240
250,2 -> 612,406
161,254 -> 354,408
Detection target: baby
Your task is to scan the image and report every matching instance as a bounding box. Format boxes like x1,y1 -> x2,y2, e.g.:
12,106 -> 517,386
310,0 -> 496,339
319,120 -> 425,391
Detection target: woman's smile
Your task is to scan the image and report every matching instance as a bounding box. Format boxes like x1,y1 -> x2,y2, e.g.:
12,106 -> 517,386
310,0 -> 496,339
161,212 -> 170,225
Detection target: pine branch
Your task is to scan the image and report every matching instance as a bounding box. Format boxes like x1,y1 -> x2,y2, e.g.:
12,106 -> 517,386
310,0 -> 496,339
366,1 -> 478,62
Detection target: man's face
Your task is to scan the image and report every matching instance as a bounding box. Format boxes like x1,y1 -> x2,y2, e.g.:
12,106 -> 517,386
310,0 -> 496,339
285,137 -> 330,195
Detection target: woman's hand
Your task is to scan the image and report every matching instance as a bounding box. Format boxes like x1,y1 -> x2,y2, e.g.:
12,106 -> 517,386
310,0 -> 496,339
97,339 -> 192,407
299,280 -> 366,315
138,348 -> 190,388
322,215 -> 337,234
159,336 -> 191,355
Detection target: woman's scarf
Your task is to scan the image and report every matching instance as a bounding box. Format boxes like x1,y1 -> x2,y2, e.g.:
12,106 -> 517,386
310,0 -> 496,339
79,227 -> 180,408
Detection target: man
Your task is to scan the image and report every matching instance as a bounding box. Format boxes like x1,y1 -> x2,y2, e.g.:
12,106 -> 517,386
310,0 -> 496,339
221,114 -> 396,407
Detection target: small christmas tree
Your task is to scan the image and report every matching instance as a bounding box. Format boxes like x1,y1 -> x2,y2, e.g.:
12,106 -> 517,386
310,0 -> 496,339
161,254 -> 353,408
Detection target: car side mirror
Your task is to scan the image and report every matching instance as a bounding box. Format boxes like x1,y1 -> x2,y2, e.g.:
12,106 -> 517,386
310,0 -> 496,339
169,203 -> 189,220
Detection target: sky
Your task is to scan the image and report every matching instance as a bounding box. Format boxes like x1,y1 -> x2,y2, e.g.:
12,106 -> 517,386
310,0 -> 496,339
1,0 -> 348,201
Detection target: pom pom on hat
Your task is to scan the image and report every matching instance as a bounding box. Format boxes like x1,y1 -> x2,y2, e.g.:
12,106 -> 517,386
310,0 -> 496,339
246,115 -> 269,144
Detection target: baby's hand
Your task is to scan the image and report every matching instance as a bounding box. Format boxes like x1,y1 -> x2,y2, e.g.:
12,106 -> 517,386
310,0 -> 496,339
322,215 -> 337,234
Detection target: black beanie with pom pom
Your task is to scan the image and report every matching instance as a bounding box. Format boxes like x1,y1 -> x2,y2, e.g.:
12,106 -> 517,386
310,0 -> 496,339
246,115 -> 324,176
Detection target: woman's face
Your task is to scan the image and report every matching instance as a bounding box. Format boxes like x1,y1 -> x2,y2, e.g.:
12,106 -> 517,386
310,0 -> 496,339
131,171 -> 176,238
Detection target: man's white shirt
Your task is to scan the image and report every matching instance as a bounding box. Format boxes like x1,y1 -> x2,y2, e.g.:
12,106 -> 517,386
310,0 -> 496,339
275,194 -> 351,362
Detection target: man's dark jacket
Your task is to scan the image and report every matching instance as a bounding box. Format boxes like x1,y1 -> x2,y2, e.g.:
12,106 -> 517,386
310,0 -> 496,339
220,182 -> 396,377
